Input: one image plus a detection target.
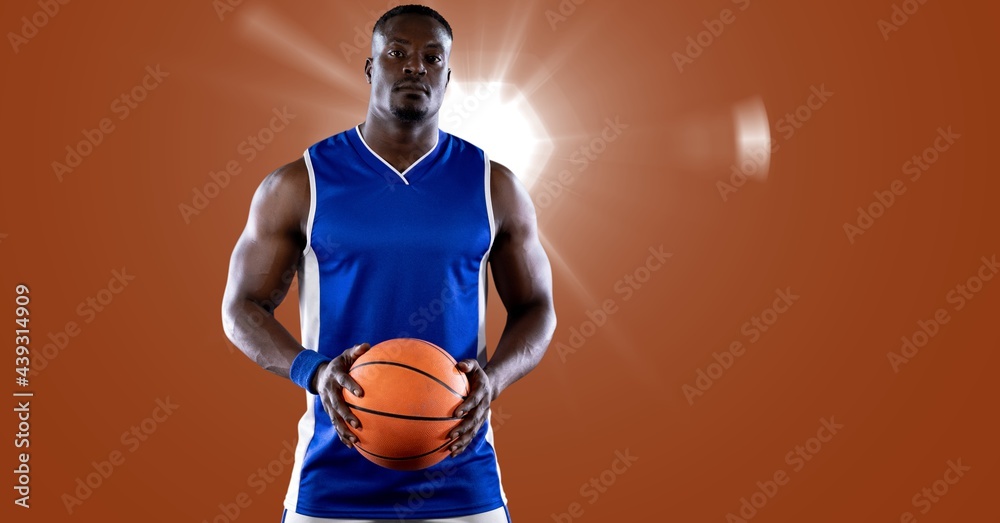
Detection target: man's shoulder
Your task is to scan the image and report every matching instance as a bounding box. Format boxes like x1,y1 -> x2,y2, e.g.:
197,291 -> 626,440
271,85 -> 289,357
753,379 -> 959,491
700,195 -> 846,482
488,159 -> 536,236
269,157 -> 309,184
255,157 -> 310,211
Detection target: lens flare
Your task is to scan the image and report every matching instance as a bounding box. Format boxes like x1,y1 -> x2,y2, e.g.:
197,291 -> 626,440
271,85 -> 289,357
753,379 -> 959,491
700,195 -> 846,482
440,81 -> 553,189
732,96 -> 771,182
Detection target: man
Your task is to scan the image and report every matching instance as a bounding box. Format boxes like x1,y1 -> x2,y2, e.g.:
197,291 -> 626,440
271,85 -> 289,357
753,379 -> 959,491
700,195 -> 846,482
221,5 -> 556,522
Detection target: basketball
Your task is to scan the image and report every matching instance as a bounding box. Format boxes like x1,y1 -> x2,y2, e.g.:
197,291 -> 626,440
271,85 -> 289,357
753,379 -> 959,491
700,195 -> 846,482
346,338 -> 469,471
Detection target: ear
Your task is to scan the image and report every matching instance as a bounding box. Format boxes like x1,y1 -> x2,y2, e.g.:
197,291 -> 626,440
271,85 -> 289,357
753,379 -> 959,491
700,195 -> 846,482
364,58 -> 373,84
446,68 -> 451,87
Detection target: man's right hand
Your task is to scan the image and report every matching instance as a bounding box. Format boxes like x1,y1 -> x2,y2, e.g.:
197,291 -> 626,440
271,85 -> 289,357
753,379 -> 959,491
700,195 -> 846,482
313,343 -> 371,448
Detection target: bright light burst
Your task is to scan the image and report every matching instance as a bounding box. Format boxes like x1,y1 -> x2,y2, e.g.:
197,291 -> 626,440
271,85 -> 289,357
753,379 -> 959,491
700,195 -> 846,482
439,81 -> 553,189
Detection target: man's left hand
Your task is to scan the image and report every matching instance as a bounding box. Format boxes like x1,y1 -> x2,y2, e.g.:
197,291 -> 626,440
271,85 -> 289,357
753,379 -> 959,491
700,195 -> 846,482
449,359 -> 494,457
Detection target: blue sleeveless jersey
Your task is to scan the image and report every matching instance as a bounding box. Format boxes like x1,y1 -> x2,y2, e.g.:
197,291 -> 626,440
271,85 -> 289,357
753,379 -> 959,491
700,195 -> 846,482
286,125 -> 506,519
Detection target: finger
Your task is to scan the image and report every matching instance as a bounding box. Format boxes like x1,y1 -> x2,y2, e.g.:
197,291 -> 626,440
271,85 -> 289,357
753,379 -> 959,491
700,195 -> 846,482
456,358 -> 479,374
449,416 -> 475,440
448,438 -> 465,458
338,343 -> 370,397
453,360 -> 486,417
319,390 -> 358,447
350,342 -> 371,358
332,411 -> 359,448
336,371 -> 365,399
450,402 -> 489,440
345,342 -> 371,366
330,390 -> 363,430
453,394 -> 482,418
450,416 -> 485,457
332,416 -> 358,448
449,403 -> 489,455
453,380 -> 489,417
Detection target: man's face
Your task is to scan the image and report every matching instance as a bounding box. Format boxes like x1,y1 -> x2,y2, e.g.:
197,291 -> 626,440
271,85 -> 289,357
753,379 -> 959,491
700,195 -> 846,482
366,14 -> 452,123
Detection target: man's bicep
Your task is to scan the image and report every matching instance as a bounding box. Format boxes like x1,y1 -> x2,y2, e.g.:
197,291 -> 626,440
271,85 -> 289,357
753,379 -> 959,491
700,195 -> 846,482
224,161 -> 308,312
490,229 -> 553,311
226,227 -> 301,312
489,164 -> 554,311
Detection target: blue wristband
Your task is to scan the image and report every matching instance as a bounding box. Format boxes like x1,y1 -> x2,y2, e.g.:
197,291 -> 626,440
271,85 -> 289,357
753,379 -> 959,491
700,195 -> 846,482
290,350 -> 332,394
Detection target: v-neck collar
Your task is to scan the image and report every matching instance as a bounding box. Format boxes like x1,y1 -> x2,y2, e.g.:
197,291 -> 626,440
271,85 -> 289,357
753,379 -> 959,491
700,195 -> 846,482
351,124 -> 441,186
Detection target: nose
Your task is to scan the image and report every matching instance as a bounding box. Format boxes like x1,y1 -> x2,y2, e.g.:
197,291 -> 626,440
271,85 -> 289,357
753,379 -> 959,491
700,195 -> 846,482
403,56 -> 426,76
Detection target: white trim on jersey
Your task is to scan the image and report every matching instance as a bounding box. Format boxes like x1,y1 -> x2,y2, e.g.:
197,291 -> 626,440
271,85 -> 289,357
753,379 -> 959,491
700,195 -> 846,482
477,151 -> 495,365
285,149 -> 322,511
353,125 -> 440,185
484,410 -> 508,506
303,148 -> 319,249
478,152 -> 508,507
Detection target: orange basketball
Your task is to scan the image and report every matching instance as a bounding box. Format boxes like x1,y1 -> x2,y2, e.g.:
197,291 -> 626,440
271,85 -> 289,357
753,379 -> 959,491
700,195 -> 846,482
346,338 -> 469,471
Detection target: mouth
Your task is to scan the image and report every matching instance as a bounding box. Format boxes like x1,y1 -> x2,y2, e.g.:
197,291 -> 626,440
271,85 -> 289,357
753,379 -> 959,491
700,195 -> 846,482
394,83 -> 428,94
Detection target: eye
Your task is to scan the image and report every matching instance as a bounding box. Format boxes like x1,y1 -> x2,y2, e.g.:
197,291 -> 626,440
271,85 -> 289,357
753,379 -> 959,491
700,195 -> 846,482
427,55 -> 442,64
388,49 -> 403,58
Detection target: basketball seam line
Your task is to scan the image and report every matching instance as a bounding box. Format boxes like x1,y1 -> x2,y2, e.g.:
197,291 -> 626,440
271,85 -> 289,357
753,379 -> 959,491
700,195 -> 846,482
410,338 -> 459,365
352,360 -> 468,399
345,402 -> 463,421
355,439 -> 453,461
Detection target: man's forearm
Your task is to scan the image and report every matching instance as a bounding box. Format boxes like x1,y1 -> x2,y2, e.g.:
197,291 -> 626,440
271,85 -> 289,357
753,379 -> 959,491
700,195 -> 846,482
484,301 -> 556,400
222,299 -> 305,378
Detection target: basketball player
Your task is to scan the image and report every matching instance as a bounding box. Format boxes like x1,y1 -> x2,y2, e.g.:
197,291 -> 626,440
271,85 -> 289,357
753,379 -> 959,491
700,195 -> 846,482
221,5 -> 556,522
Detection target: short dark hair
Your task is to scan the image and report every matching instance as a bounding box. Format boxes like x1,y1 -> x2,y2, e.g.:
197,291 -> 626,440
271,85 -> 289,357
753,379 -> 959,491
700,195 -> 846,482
372,4 -> 453,41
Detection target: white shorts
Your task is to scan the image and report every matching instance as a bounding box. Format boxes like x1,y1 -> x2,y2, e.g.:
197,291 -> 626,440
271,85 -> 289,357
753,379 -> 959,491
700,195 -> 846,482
281,505 -> 511,523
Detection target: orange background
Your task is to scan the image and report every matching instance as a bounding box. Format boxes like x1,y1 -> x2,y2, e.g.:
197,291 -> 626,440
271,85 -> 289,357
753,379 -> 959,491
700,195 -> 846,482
2,0 -> 999,522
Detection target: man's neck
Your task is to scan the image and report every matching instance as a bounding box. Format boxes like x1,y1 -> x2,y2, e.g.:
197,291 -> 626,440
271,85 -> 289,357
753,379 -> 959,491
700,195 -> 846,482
359,112 -> 439,173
